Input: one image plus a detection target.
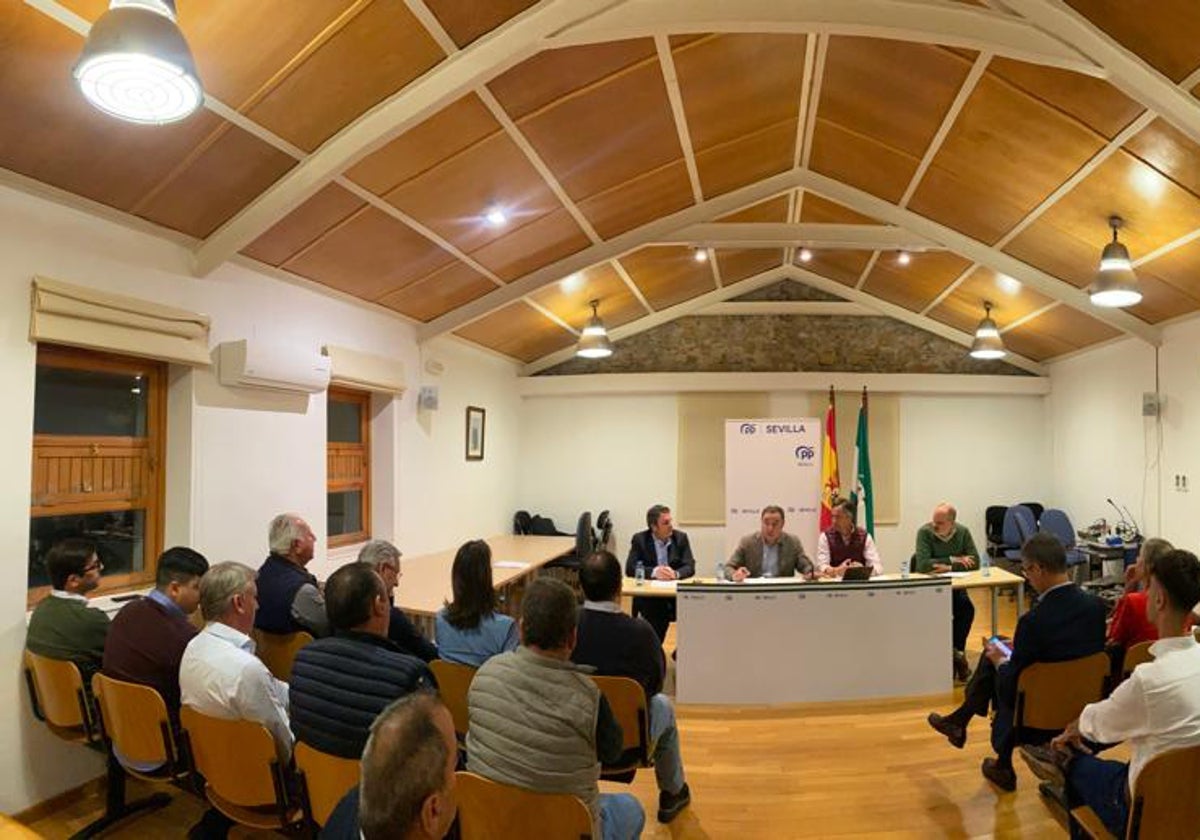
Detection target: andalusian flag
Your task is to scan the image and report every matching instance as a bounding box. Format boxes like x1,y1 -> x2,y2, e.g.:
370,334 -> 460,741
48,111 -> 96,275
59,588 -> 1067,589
819,386 -> 839,530
851,387 -> 874,537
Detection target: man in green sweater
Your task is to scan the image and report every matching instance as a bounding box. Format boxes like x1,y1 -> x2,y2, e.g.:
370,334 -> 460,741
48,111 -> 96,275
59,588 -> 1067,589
914,503 -> 979,683
27,538 -> 110,682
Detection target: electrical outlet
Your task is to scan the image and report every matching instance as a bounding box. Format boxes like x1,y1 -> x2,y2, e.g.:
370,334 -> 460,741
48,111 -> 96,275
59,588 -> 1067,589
1175,474 -> 1190,492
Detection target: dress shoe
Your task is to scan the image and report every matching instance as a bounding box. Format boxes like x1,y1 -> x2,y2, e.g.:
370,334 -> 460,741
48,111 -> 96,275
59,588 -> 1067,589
1020,744 -> 1068,788
927,712 -> 966,749
981,757 -> 1017,792
1038,780 -> 1068,810
658,782 -> 691,823
953,651 -> 971,683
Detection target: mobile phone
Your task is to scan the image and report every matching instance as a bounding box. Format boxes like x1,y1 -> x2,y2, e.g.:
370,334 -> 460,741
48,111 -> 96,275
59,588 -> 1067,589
988,636 -> 1012,658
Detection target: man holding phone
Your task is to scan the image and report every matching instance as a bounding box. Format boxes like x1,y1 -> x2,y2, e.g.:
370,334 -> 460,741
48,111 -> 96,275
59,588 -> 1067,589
925,533 -> 1106,792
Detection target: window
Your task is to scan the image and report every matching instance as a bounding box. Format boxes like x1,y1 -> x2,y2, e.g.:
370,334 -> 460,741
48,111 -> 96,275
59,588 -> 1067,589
327,387 -> 370,547
29,346 -> 166,601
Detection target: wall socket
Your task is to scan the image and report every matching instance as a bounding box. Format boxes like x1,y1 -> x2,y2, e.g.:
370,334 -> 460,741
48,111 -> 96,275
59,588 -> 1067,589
1175,474 -> 1189,492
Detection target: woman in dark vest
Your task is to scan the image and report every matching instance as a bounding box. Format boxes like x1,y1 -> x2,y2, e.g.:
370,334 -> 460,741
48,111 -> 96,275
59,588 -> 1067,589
816,498 -> 883,577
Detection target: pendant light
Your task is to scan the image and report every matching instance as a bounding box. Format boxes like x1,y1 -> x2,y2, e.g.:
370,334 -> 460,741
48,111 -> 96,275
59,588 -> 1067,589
575,300 -> 613,359
969,301 -> 1006,360
1089,215 -> 1142,308
74,0 -> 203,125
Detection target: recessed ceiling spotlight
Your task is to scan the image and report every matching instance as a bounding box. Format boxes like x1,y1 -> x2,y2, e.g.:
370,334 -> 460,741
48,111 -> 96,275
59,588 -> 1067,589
693,247 -> 708,263
897,250 -> 911,267
484,205 -> 508,227
798,248 -> 813,263
560,273 -> 584,294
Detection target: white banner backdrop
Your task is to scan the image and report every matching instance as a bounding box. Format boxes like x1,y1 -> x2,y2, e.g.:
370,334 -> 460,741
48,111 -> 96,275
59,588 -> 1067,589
724,418 -> 823,563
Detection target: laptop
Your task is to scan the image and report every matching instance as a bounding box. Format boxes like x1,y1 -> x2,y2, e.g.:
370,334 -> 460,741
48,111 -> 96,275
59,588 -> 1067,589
841,565 -> 872,582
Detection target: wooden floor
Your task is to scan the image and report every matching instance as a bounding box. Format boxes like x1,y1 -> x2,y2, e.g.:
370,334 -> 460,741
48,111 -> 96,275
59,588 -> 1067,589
25,590 -> 1078,839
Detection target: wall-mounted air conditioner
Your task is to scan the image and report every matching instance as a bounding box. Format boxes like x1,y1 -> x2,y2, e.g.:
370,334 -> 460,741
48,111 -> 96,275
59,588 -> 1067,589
217,339 -> 332,394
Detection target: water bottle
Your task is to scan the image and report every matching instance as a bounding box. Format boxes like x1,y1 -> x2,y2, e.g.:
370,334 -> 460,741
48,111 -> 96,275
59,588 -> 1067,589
900,555 -> 910,580
714,561 -> 724,582
635,563 -> 645,586
981,553 -> 991,578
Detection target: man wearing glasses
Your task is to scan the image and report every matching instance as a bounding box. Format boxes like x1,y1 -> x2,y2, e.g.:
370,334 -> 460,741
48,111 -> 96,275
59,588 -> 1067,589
27,538 -> 110,683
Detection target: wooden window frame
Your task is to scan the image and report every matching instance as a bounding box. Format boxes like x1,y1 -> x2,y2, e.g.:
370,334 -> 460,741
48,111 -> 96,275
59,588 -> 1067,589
327,387 -> 371,548
29,345 -> 167,605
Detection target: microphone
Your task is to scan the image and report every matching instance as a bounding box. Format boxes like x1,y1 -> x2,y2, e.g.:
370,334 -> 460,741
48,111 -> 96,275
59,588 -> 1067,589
1120,502 -> 1141,538
1106,498 -> 1128,530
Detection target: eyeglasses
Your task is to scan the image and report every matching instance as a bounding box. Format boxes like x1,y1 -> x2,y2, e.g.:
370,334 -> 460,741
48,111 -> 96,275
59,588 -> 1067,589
81,560 -> 104,574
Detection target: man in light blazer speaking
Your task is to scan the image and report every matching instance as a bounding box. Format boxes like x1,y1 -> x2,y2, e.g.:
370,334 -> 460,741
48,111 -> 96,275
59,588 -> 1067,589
725,505 -> 813,581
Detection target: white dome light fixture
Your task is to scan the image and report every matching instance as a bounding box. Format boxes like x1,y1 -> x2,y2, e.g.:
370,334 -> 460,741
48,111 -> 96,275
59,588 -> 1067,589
968,301 -> 1007,360
575,299 -> 614,359
73,0 -> 203,125
1089,215 -> 1143,308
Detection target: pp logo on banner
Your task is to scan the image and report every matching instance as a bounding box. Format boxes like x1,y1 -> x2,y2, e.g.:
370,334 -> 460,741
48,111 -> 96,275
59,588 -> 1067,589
739,423 -> 757,434
795,445 -> 815,461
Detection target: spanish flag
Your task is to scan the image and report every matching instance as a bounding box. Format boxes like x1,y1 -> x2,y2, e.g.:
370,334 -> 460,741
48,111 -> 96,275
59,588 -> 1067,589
820,386 -> 840,530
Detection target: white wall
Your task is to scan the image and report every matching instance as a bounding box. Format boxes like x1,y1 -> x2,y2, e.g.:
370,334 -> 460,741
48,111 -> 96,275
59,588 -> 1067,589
0,185 -> 519,811
518,390 -> 1049,571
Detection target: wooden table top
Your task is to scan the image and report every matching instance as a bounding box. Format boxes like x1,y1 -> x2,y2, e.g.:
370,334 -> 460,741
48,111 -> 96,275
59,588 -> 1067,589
620,567 -> 1024,599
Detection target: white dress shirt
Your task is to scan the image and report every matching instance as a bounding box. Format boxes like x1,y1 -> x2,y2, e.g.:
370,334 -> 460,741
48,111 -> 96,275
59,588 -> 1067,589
1079,634 -> 1200,792
815,532 -> 883,576
180,621 -> 293,763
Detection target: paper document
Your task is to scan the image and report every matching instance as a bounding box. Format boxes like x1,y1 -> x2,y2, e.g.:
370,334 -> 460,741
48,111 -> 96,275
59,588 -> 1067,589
940,571 -> 972,578
493,561 -> 529,569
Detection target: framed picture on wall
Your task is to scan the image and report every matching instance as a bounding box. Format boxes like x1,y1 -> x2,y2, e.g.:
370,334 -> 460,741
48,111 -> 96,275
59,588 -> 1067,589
465,406 -> 486,461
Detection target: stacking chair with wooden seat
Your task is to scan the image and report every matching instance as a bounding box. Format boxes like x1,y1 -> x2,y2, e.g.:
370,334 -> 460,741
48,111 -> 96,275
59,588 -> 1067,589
592,676 -> 653,782
429,660 -> 477,739
23,652 -> 170,837
1121,641 -> 1155,680
455,771 -> 592,840
251,628 -> 313,682
1014,652 -> 1110,741
294,742 -> 360,828
179,706 -> 304,831
91,673 -> 190,787
1071,742 -> 1200,839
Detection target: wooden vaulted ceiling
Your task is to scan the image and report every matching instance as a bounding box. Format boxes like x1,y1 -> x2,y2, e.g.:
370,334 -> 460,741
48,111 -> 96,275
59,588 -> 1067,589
8,2 -> 1200,372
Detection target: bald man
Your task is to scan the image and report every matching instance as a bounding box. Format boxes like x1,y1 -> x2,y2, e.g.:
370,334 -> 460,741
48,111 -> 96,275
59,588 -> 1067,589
915,503 -> 980,683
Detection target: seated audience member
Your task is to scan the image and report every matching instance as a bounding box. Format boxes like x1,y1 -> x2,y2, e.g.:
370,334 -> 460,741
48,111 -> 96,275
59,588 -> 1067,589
627,504 -> 695,641
103,546 -> 209,723
180,562 -> 293,763
1020,549 -> 1200,838
468,578 -> 645,840
435,540 -> 517,667
573,551 -> 691,824
914,502 -> 981,682
322,692 -> 458,840
814,499 -> 881,579
926,534 -> 1106,792
727,505 -> 813,582
26,538 -> 109,682
255,512 -> 328,637
358,539 -> 437,662
290,562 -> 436,759
1107,537 -> 1174,653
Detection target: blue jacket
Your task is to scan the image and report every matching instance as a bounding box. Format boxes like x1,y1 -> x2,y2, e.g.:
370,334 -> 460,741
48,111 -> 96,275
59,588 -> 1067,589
290,631 -> 437,759
255,553 -> 318,635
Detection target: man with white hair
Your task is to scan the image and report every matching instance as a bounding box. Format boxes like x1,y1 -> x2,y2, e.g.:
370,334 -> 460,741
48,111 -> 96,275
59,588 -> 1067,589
358,540 -> 437,661
180,561 -> 293,763
914,502 -> 980,682
255,513 -> 328,637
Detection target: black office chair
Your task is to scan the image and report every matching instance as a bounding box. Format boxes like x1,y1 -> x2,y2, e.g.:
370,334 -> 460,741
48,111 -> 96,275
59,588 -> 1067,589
1020,502 -> 1045,524
529,514 -> 569,537
596,510 -> 613,551
513,510 -> 532,535
985,505 -> 1007,556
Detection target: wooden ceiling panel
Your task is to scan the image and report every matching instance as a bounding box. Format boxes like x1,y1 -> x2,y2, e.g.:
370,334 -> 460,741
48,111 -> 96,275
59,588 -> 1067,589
529,264 -> 646,331
423,0 -> 539,48
135,125 -> 296,238
809,120 -> 914,203
468,207 -> 592,282
908,74 -> 1107,245
347,95 -> 501,196
513,58 -> 683,201
861,251 -> 972,312
673,34 -> 804,196
576,160 -> 695,239
927,267 -> 1055,334
1005,150 -> 1200,287
489,40 -> 657,119
243,183 -> 364,266
246,0 -> 445,152
0,5 -> 224,213
799,194 -> 879,225
716,195 -> 791,224
1003,304 -> 1121,360
283,207 -> 455,300
621,246 -> 717,310
795,250 -> 872,287
1064,1 -> 1200,83
1125,271 -> 1200,324
455,301 -> 576,362
986,58 -> 1143,140
1124,118 -> 1200,199
383,129 -> 588,258
376,261 -> 495,323
717,249 -> 786,285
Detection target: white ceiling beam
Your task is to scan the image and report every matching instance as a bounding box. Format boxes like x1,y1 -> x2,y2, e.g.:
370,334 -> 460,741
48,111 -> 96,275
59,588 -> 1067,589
522,265 -> 792,374
661,222 -> 942,250
190,0 -> 620,277
548,0 -> 1101,76
792,266 -> 1047,375
797,170 -> 1161,345
700,301 -> 873,317
1002,0 -> 1200,148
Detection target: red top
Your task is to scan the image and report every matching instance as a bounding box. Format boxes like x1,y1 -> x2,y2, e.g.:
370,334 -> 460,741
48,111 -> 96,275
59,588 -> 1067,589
1107,591 -> 1158,647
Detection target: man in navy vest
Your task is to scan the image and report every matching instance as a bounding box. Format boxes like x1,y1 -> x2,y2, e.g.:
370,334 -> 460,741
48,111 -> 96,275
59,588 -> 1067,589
255,513 -> 328,637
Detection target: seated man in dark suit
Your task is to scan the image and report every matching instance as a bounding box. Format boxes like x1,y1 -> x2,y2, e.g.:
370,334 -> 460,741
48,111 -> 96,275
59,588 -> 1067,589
625,504 -> 695,642
289,562 -> 436,759
573,551 -> 691,824
926,533 -> 1107,791
357,539 -> 437,662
